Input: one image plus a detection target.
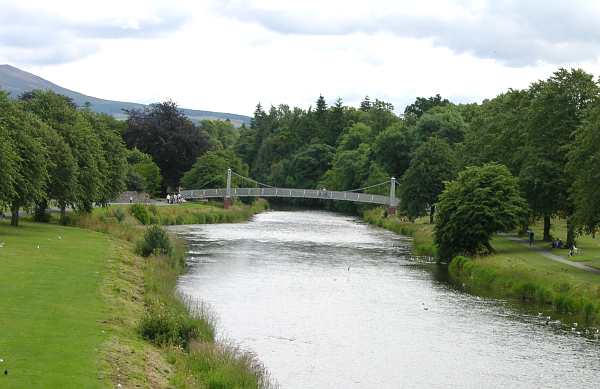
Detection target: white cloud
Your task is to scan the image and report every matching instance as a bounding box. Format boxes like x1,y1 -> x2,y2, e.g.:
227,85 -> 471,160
1,0 -> 600,115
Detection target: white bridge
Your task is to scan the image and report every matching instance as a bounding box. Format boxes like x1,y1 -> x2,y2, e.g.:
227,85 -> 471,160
180,169 -> 399,212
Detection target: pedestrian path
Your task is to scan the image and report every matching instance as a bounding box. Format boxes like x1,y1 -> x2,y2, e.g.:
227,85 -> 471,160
505,236 -> 600,275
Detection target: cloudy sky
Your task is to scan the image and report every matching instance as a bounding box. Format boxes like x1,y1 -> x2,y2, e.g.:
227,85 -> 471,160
2,0 -> 600,115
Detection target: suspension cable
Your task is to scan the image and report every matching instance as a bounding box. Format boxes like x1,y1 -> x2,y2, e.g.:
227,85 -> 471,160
230,171 -> 274,188
346,180 -> 391,193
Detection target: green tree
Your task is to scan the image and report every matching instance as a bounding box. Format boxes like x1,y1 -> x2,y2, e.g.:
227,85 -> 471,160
123,101 -> 210,189
0,96 -> 48,226
279,143 -> 335,188
414,105 -> 466,144
201,119 -> 239,150
524,68 -> 599,242
43,129 -> 78,223
434,163 -> 528,260
181,149 -> 248,189
125,148 -> 162,194
21,90 -> 104,213
372,123 -> 413,178
567,104 -> 600,234
399,137 -> 457,222
337,123 -> 372,151
404,94 -> 450,125
85,112 -> 128,205
0,116 -> 19,208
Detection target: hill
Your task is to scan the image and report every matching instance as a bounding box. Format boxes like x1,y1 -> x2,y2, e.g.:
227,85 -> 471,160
0,64 -> 250,125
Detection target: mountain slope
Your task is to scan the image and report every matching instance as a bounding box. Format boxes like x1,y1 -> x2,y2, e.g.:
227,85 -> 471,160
0,64 -> 250,125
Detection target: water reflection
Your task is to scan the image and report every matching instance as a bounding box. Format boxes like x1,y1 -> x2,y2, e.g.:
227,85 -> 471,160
175,210 -> 599,389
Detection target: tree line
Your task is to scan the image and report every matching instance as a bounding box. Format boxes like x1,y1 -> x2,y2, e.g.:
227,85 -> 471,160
2,68 -> 599,261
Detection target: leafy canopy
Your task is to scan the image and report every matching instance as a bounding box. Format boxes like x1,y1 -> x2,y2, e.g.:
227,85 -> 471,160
434,163 -> 528,260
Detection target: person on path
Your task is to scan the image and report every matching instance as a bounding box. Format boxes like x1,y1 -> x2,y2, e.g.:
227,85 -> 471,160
166,194 -> 171,204
528,230 -> 534,247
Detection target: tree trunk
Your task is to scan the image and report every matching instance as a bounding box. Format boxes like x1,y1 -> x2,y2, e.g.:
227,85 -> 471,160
543,214 -> 551,241
60,205 -> 67,225
429,205 -> 435,224
10,203 -> 19,227
566,216 -> 576,248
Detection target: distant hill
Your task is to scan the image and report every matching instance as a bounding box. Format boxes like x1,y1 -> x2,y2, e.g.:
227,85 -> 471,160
0,64 -> 251,126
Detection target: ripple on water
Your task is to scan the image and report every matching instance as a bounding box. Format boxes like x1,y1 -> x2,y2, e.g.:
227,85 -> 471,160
175,210 -> 600,389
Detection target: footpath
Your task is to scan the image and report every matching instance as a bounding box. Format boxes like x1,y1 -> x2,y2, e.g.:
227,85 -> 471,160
505,236 -> 600,275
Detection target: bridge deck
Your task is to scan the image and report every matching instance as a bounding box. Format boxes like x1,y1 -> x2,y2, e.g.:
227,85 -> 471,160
180,187 -> 398,206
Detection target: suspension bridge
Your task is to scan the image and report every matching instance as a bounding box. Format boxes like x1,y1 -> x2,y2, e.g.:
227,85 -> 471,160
180,169 -> 399,214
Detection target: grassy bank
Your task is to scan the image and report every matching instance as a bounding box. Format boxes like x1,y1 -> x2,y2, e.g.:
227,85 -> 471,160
362,208 -> 436,257
1,200 -> 272,388
362,207 -> 600,329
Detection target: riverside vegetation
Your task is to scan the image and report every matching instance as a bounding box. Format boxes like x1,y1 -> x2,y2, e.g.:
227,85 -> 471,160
0,200 -> 274,389
363,208 -> 600,330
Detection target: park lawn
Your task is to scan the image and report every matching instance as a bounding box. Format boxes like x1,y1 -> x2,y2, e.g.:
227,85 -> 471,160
0,221 -> 108,388
479,236 -> 600,295
529,218 -> 600,270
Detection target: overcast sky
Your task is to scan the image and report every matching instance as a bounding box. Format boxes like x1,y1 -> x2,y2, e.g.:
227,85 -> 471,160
2,0 -> 600,115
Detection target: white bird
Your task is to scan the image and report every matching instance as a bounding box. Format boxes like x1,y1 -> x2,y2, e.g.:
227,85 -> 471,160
0,242 -> 4,248
36,245 -> 40,249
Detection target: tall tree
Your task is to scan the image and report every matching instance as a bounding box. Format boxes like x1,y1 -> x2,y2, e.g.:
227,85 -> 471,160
181,149 -> 248,189
567,104 -> 600,234
404,94 -> 450,125
524,68 -> 599,242
0,115 -> 19,209
399,137 -> 457,222
414,105 -> 466,144
372,122 -> 413,178
0,96 -> 48,226
123,100 -> 210,190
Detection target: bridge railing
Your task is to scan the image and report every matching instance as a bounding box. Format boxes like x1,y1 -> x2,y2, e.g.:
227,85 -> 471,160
180,187 -> 397,206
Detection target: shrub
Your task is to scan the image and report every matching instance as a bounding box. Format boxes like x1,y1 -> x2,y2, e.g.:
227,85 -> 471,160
130,203 -> 151,225
139,300 -> 215,348
112,207 -> 126,223
136,225 -> 172,257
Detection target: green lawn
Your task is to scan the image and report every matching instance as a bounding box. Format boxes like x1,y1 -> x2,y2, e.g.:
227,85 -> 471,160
529,218 -> 600,270
0,221 -> 108,388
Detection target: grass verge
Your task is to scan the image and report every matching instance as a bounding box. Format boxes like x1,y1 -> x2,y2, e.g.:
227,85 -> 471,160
362,208 -> 436,257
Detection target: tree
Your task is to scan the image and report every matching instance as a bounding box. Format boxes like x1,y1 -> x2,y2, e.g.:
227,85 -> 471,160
42,129 -> 78,223
399,137 -> 457,222
21,90 -> 104,213
434,163 -> 528,260
404,94 -> 450,125
372,123 -> 413,178
201,120 -> 239,150
123,100 -> 210,190
278,143 -> 335,188
337,123 -> 372,151
0,96 -> 48,226
85,112 -> 128,205
567,104 -> 600,234
126,148 -> 162,194
414,105 -> 466,144
0,115 -> 19,208
524,68 -> 599,242
181,149 -> 248,189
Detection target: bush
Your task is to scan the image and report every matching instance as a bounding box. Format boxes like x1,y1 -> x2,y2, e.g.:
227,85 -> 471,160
130,203 -> 151,225
136,225 -> 173,257
139,303 -> 208,348
112,207 -> 126,223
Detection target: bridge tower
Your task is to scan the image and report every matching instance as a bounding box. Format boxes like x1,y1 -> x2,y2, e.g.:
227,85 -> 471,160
388,177 -> 397,216
224,168 -> 233,209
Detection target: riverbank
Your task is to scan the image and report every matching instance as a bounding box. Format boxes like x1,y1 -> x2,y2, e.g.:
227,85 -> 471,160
362,207 -> 600,329
0,200 -> 272,388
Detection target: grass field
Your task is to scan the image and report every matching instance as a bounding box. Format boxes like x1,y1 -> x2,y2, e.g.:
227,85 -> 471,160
0,222 -> 108,388
529,218 -> 600,270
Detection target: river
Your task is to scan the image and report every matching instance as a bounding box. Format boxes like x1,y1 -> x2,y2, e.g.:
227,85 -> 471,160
175,210 -> 600,388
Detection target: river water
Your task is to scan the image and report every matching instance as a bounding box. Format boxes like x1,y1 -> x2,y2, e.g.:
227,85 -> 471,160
175,210 -> 600,388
